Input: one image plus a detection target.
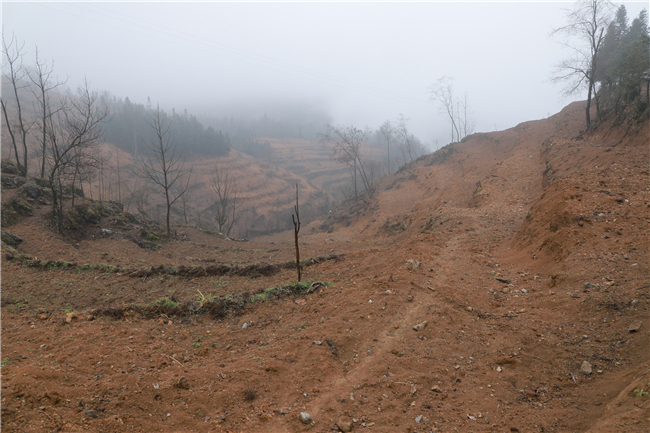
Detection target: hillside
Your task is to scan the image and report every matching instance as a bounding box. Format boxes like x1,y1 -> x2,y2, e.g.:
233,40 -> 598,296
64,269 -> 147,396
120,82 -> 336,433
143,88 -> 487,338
59,137 -> 368,239
1,101 -> 648,433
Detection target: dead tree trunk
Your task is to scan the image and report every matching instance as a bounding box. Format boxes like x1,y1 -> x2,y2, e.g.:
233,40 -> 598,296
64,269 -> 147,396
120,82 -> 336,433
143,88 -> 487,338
292,183 -> 301,283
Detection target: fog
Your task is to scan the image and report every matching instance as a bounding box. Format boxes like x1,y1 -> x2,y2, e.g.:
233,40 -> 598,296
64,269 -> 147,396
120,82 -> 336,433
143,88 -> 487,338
3,1 -> 646,149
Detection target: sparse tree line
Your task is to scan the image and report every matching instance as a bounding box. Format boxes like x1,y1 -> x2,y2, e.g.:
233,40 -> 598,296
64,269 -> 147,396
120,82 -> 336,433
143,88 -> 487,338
2,34 -> 108,233
553,1 -> 649,128
319,114 -> 430,204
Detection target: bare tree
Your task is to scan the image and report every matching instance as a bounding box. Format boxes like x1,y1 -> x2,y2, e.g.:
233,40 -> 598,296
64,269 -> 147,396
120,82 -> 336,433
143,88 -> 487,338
365,157 -> 384,186
70,144 -> 101,207
459,92 -> 475,138
379,120 -> 394,173
1,34 -> 32,176
29,47 -> 67,179
45,80 -> 107,233
123,176 -> 150,215
428,76 -> 460,143
211,162 -> 240,236
320,125 -> 373,201
395,114 -> 417,163
551,0 -> 614,128
138,105 -> 192,237
175,174 -> 196,225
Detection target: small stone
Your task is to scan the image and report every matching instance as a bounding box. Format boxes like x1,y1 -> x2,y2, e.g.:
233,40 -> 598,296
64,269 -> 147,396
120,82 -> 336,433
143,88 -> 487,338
313,340 -> 322,345
467,414 -> 477,421
337,418 -> 353,432
628,321 -> 642,332
299,412 -> 312,424
431,385 -> 444,393
502,287 -> 510,293
412,321 -> 428,332
496,366 -> 502,372
280,407 -> 292,414
521,289 -> 528,294
242,322 -> 248,330
454,365 -> 461,370
496,277 -> 511,284
86,315 -> 94,321
85,410 -> 97,418
38,313 -> 48,321
581,361 -> 592,374
415,415 -> 422,423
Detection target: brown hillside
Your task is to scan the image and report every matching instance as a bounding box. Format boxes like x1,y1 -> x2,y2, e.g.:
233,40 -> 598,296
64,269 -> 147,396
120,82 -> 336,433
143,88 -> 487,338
1,101 -> 648,433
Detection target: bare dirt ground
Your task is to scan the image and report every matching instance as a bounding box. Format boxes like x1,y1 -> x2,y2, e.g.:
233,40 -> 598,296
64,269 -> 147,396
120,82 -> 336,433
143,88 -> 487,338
1,101 -> 648,433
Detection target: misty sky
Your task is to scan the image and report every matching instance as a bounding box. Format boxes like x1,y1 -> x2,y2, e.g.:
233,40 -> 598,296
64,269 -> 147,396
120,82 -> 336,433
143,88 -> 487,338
2,1 -> 647,148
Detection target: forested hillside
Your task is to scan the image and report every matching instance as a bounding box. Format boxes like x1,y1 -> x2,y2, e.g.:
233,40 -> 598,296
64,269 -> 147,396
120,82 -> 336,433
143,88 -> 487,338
102,97 -> 232,156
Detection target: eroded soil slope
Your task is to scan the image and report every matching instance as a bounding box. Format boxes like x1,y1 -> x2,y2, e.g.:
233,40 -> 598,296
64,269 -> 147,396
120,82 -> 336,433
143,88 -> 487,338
1,101 -> 648,433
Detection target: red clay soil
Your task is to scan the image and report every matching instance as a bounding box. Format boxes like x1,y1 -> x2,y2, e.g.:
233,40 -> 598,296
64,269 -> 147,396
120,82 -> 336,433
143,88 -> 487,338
1,101 -> 648,433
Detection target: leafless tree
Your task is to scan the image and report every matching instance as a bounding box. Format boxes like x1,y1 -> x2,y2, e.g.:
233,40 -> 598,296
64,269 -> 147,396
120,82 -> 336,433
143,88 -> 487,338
429,76 -> 475,143
551,0 -> 614,128
70,145 -> 101,207
176,174 -> 196,225
459,92 -> 475,139
320,124 -> 373,201
395,114 -> 418,163
44,80 -> 107,233
123,176 -> 150,215
29,47 -> 67,179
429,76 -> 460,143
365,157 -> 384,186
379,120 -> 394,173
1,34 -> 32,176
138,105 -> 192,237
211,162 -> 239,236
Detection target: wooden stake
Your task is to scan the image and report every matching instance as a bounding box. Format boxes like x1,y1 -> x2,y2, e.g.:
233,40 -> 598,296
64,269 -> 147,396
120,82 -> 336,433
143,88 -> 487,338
292,183 -> 301,282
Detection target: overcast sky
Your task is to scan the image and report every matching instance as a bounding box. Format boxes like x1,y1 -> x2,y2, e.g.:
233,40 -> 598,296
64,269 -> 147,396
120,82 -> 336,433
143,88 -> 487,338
2,1 -> 647,148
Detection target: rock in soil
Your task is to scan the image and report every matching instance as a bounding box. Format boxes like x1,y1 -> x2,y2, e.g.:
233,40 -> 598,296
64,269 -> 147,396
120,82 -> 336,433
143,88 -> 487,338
412,321 -> 427,331
337,418 -> 353,432
299,412 -> 311,424
628,320 -> 642,332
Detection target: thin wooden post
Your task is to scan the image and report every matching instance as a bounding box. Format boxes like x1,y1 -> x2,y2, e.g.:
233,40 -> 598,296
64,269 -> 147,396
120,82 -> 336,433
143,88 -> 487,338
292,183 -> 301,282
